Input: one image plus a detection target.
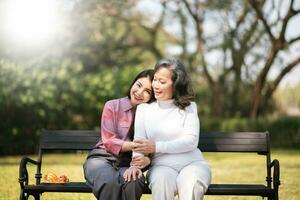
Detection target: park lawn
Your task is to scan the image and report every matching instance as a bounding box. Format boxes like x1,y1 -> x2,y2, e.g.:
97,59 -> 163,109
0,149 -> 299,200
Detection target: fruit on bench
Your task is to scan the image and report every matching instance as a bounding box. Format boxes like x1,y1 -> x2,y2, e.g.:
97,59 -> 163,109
57,175 -> 69,183
44,172 -> 69,183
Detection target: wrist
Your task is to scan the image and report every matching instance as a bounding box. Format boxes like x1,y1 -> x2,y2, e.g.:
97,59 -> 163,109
152,141 -> 156,153
145,156 -> 151,165
129,141 -> 134,150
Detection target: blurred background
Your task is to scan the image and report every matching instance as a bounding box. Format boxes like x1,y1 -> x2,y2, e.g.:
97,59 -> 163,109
0,0 -> 300,155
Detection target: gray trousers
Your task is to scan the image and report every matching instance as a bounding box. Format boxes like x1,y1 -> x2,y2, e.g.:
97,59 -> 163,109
83,149 -> 145,200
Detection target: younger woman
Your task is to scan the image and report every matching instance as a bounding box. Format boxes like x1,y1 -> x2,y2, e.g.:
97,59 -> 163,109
84,69 -> 155,200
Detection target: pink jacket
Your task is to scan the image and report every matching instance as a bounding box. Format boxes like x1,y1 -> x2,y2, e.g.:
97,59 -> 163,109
95,97 -> 134,156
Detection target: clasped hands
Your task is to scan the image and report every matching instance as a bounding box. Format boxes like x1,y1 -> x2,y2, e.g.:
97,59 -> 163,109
132,139 -> 156,155
123,157 -> 150,182
123,139 -> 155,182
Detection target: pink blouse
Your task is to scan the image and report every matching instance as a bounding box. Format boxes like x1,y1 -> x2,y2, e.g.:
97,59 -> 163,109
95,97 -> 134,156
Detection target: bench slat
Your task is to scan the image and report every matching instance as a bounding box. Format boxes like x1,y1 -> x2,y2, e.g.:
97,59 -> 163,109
24,182 -> 91,193
201,132 -> 267,138
41,142 -> 97,150
200,138 -> 266,144
40,130 -> 99,150
206,184 -> 273,196
199,144 -> 268,153
24,183 -> 274,197
198,132 -> 268,153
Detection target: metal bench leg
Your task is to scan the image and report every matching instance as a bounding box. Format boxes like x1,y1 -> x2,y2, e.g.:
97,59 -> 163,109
267,193 -> 279,200
274,192 -> 279,200
32,193 -> 40,200
19,189 -> 27,200
24,192 -> 40,200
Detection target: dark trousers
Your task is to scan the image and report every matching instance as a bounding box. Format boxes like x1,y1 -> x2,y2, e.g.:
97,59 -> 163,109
83,149 -> 145,200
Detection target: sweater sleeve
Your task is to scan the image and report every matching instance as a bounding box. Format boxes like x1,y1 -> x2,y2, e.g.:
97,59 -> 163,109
101,101 -> 125,156
132,103 -> 147,158
155,102 -> 200,153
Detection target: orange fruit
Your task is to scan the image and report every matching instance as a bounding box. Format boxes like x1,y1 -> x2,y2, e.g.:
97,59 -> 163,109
57,175 -> 69,183
44,172 -> 58,183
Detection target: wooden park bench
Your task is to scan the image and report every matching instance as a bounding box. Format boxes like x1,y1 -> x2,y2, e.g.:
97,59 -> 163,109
19,129 -> 280,200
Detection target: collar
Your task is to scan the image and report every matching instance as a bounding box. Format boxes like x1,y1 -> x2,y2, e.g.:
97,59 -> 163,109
120,97 -> 134,112
157,99 -> 175,109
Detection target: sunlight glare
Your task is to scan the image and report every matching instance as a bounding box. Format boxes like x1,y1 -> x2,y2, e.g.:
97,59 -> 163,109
2,0 -> 60,46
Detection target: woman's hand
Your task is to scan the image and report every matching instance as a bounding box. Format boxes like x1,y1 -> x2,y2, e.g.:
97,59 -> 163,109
133,139 -> 155,154
130,156 -> 151,169
123,166 -> 143,182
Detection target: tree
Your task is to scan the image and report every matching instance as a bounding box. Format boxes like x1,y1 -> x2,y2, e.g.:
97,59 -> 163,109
150,0 -> 300,117
91,0 -> 300,117
248,0 -> 300,117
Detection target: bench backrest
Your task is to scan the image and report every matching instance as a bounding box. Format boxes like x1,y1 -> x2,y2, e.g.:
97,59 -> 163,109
40,130 -> 100,151
39,130 -> 270,154
36,130 -> 272,187
199,131 -> 269,154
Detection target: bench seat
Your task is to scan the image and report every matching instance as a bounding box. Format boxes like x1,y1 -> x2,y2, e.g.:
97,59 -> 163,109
24,182 -> 274,196
206,184 -> 274,196
24,182 -> 91,193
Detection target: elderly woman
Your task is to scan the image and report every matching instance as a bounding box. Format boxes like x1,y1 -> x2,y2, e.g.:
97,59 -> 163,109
124,58 -> 211,200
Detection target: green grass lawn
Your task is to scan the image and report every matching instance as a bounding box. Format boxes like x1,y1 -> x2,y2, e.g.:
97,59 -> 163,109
1,149 -> 299,200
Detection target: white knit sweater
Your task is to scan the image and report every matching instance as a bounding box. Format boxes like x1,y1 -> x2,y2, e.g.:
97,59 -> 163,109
133,99 -> 206,171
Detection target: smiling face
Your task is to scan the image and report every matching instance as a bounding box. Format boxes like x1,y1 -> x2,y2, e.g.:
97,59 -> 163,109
152,67 -> 174,101
130,77 -> 153,107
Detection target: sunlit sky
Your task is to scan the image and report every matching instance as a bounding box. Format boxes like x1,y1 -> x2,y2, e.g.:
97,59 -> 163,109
3,0 -> 57,42
0,0 -> 65,52
1,0 -> 299,87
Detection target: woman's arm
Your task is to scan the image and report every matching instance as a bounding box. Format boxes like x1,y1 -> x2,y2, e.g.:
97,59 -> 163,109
132,104 -> 148,157
101,101 -> 127,155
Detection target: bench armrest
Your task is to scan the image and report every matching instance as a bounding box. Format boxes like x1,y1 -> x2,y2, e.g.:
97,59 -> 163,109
19,156 -> 40,189
269,159 -> 280,190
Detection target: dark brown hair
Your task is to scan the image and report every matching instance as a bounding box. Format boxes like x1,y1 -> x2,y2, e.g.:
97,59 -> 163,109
127,69 -> 155,103
154,58 -> 194,109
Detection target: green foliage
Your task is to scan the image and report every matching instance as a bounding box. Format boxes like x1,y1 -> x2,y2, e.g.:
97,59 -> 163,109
0,0 -> 161,155
268,117 -> 300,148
0,58 -> 145,155
275,83 -> 300,114
1,55 -> 298,154
67,0 -> 160,73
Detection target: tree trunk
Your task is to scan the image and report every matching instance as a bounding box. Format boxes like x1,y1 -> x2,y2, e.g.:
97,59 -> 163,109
250,46 -> 279,118
211,81 -> 222,116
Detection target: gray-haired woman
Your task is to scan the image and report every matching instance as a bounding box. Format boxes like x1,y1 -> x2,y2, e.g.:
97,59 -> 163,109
125,58 -> 211,200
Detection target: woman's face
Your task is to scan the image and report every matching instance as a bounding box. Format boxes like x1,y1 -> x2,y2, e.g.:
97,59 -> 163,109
152,67 -> 173,101
130,77 -> 153,107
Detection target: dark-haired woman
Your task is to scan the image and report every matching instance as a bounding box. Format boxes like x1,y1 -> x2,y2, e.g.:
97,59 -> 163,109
126,59 -> 211,200
83,69 -> 155,200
